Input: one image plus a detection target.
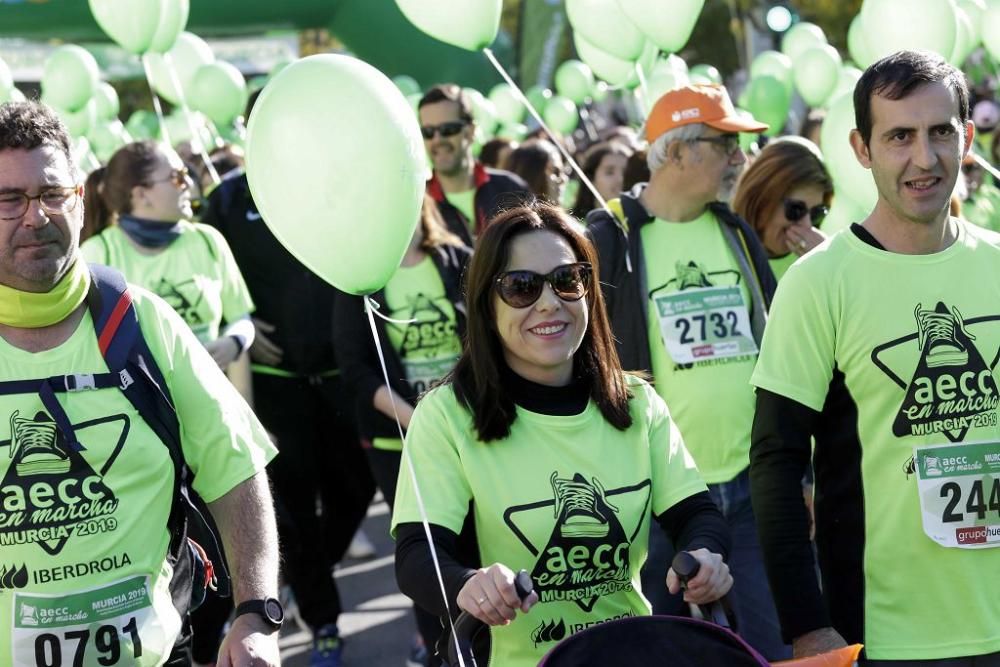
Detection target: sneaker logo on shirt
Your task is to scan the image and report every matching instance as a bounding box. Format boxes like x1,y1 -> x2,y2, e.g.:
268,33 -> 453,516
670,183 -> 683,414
871,301 -> 1000,458
503,473 -> 651,613
0,411 -> 126,555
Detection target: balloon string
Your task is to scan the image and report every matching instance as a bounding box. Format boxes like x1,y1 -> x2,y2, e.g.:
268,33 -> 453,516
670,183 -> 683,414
162,52 -> 222,186
482,47 -> 631,273
141,54 -> 172,147
363,298 -> 466,667
971,150 -> 1000,182
365,296 -> 418,325
634,62 -> 650,116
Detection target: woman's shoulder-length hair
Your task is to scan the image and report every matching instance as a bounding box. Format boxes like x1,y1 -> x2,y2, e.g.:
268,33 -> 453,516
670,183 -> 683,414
448,200 -> 633,442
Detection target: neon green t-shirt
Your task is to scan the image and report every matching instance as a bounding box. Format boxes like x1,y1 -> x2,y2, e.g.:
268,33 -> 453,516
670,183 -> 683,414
768,252 -> 798,283
81,223 -> 255,343
751,222 -> 1000,660
444,189 -> 476,233
374,256 -> 462,452
391,375 -> 706,667
0,286 -> 276,666
641,211 -> 759,484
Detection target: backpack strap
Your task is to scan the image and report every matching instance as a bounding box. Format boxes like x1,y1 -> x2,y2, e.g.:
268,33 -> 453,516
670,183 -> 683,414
87,265 -> 231,598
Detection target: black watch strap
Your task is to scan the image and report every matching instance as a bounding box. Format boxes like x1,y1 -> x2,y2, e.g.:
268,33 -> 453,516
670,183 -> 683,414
234,597 -> 284,630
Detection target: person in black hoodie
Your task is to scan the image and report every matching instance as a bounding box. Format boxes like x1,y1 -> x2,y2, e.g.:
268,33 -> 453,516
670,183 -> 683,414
200,94 -> 375,666
334,194 -> 471,665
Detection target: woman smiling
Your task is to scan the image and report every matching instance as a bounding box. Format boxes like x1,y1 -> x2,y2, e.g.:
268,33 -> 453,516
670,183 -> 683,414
392,201 -> 731,666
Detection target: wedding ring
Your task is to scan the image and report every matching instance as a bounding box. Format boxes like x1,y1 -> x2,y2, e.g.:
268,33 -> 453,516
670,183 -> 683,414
477,597 -> 487,605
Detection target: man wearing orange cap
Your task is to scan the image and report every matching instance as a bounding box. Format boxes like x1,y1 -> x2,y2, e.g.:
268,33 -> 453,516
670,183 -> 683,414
587,84 -> 787,659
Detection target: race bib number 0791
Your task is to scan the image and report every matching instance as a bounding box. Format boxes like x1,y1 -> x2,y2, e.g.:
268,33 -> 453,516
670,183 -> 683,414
915,441 -> 1000,548
13,576 -> 167,666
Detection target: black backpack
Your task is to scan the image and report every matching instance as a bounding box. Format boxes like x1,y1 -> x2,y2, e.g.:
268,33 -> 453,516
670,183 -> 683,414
0,264 -> 230,613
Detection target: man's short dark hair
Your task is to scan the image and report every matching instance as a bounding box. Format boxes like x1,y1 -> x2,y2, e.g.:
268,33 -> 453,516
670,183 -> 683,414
417,84 -> 474,123
0,101 -> 75,170
854,50 -> 969,146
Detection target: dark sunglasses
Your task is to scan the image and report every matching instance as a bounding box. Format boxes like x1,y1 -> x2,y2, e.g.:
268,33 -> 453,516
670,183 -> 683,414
420,121 -> 467,140
783,199 -> 829,226
495,262 -> 593,308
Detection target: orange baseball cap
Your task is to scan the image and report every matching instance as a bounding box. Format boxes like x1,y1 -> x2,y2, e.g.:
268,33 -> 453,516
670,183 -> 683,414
644,84 -> 768,143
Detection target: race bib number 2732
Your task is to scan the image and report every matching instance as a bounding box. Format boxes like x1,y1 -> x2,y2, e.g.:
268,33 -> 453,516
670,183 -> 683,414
12,576 -> 168,667
653,285 -> 758,364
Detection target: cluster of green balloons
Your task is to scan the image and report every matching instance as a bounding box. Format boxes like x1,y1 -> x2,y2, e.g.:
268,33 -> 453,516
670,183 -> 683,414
849,0 -> 984,68
246,54 -> 428,295
89,0 -> 190,55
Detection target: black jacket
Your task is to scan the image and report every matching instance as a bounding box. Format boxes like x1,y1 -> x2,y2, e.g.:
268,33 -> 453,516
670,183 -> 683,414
586,184 -> 777,374
333,243 -> 471,441
200,171 -> 340,376
426,162 -> 530,246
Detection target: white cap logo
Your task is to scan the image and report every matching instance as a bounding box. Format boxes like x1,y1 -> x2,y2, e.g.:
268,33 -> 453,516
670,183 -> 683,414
671,108 -> 700,123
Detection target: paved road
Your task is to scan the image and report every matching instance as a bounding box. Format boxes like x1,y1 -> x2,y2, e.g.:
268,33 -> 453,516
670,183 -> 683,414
280,496 -> 417,667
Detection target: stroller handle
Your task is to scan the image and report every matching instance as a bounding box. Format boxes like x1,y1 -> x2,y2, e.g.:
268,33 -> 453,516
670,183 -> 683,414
671,551 -> 737,631
444,570 -> 534,667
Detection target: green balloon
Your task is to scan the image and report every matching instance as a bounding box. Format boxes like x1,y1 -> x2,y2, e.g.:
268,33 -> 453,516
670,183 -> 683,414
88,119 -> 131,162
618,0 -> 704,53
189,61 -> 248,125
42,45 -> 99,113
0,56 -> 12,94
524,86 -> 552,115
847,15 -> 873,68
148,0 -> 190,54
831,65 -> 863,102
750,50 -> 793,95
395,0 -> 502,51
689,64 -> 722,84
746,75 -> 790,137
488,83 -> 524,125
959,0 -> 987,45
146,31 -> 214,105
566,0 -> 645,61
643,56 -> 690,113
735,109 -> 760,154
781,22 -> 827,61
89,0 -> 162,54
393,75 -> 421,97
793,44 -> 842,108
126,110 -> 159,140
55,98 -> 97,138
246,54 -> 427,294
93,83 -> 120,121
820,92 -> 877,212
861,0 -> 956,63
543,95 -> 579,135
498,121 -> 528,141
555,60 -> 595,105
951,6 -> 975,66
985,3 -> 1000,62
464,88 -> 497,135
625,40 -> 661,90
591,80 -> 609,103
574,32 -> 635,86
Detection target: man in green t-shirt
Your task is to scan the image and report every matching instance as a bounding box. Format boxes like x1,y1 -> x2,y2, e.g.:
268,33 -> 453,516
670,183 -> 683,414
0,102 -> 280,665
419,84 -> 529,245
587,85 -> 788,659
751,51 -> 1000,664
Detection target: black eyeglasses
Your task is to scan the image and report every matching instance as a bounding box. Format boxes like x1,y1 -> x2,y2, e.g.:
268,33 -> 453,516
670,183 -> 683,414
420,121 -> 467,140
0,186 -> 80,221
690,134 -> 741,156
494,262 -> 592,308
783,199 -> 829,226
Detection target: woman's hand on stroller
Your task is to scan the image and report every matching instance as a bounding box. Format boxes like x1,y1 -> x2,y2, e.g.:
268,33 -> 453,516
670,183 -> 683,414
457,563 -> 540,626
665,548 -> 732,604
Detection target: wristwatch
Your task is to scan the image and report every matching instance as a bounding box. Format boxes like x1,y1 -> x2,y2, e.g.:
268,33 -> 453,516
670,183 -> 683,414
234,597 -> 284,631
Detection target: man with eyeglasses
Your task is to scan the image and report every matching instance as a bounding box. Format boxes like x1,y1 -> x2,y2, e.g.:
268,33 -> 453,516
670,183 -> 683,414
418,84 -> 529,245
751,51 -> 1000,665
0,101 -> 280,665
587,84 -> 788,660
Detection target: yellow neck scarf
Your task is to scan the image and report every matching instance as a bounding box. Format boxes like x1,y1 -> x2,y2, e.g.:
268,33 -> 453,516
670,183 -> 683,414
0,259 -> 90,328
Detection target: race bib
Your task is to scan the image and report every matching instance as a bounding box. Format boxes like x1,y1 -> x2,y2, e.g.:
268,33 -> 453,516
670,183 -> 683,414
403,356 -> 458,394
12,576 -> 173,667
652,285 -> 758,364
914,441 -> 1000,548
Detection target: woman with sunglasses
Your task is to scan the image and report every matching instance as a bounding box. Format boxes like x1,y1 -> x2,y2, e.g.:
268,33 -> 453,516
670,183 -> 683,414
392,201 -> 731,667
732,137 -> 834,281
82,140 -> 255,374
